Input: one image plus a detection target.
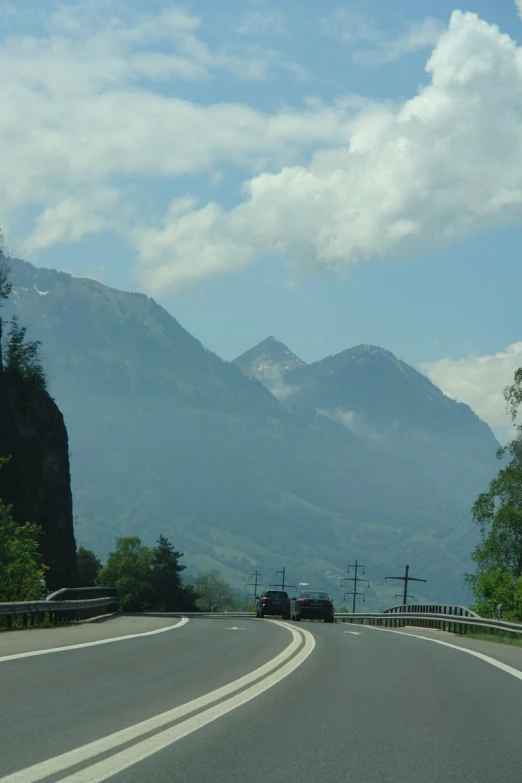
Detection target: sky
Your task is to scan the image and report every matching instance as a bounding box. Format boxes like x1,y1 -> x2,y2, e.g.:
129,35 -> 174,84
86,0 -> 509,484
1,0 -> 522,440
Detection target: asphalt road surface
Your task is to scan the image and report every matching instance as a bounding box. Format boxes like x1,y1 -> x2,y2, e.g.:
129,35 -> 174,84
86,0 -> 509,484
1,616 -> 522,783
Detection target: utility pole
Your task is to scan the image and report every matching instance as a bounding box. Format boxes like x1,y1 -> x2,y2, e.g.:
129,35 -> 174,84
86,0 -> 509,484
270,566 -> 296,594
386,565 -> 426,605
246,571 -> 263,604
344,590 -> 365,606
341,560 -> 370,613
395,593 -> 415,602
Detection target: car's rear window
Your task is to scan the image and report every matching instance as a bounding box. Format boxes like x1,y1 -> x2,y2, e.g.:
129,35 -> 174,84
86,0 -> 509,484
301,591 -> 330,599
265,591 -> 288,598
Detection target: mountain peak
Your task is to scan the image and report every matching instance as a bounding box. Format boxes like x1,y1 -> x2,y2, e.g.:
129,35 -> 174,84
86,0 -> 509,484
233,337 -> 306,396
342,343 -> 399,362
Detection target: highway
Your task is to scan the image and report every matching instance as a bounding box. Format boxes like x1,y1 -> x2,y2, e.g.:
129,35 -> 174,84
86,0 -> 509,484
1,616 -> 522,782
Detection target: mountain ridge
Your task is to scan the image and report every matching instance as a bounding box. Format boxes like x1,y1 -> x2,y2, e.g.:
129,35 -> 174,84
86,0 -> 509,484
2,257 -> 499,605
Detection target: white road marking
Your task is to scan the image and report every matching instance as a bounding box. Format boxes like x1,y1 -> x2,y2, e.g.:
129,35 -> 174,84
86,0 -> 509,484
365,625 -> 522,682
224,627 -> 244,630
343,631 -> 361,635
58,625 -> 315,783
1,620 -> 313,783
0,618 -> 189,663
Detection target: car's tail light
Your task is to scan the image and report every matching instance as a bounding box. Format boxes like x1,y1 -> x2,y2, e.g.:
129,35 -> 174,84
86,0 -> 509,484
299,599 -> 310,605
325,601 -> 333,607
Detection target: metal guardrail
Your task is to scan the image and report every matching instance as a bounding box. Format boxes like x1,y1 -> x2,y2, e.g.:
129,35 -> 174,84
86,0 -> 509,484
0,596 -> 118,629
383,603 -> 480,618
334,612 -> 522,636
46,587 -> 118,602
2,600 -> 521,639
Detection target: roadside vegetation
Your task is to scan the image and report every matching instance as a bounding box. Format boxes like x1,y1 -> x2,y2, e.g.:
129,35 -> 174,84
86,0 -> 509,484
465,369 -> 522,622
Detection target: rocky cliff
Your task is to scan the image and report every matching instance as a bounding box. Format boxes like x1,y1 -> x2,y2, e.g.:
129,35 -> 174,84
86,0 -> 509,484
0,374 -> 77,590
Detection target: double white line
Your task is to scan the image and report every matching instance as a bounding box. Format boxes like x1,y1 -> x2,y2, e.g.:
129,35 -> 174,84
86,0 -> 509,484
1,620 -> 314,783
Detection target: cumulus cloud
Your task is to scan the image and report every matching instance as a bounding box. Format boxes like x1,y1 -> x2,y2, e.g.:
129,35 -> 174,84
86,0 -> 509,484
0,3 -> 348,252
516,0 -> 522,21
420,343 -> 522,437
136,11 -> 522,292
2,5 -> 522,296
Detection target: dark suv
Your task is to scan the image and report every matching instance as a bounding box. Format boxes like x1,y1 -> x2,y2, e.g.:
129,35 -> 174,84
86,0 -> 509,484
256,590 -> 291,619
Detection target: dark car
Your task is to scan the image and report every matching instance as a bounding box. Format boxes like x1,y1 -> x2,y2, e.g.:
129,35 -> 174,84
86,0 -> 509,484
256,590 -> 291,619
292,591 -> 335,623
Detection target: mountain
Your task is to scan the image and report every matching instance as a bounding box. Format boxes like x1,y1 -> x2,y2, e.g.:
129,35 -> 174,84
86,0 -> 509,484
234,337 -> 306,398
3,259 -> 499,606
234,340 -> 499,495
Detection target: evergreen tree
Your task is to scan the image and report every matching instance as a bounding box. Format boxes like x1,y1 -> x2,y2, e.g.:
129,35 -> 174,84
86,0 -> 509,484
5,316 -> 47,389
0,232 -> 12,374
76,546 -> 102,587
151,535 -> 186,611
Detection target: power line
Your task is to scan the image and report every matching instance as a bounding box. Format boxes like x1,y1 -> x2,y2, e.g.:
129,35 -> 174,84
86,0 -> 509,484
270,566 -> 296,594
246,571 -> 264,603
415,519 -> 478,575
385,564 -> 426,605
341,560 -> 370,613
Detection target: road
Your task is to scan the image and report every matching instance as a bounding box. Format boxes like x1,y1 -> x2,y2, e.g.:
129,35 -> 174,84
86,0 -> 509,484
1,616 -> 522,782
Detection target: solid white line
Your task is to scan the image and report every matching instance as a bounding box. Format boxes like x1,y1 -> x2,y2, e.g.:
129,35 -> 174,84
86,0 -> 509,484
365,625 -> 522,682
0,618 -> 189,663
59,625 -> 316,783
0,620 -> 309,783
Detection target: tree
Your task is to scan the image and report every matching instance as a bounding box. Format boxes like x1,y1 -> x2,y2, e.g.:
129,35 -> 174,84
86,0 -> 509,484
76,546 -> 102,588
465,568 -> 522,621
465,368 -> 522,619
194,570 -> 234,612
4,316 -> 47,389
0,232 -> 12,373
96,537 -> 154,611
0,459 -> 47,601
151,535 -> 186,611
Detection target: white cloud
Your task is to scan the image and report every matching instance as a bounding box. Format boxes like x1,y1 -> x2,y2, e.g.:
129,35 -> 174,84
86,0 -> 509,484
420,343 -> 522,437
321,8 -> 443,64
516,0 -> 522,21
0,4 -> 348,252
317,407 -> 357,432
136,11 -> 522,292
355,18 -> 444,65
24,188 -> 122,250
234,10 -> 286,37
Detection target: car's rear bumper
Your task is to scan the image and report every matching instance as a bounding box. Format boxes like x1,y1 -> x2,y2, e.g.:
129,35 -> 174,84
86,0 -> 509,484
297,610 -> 334,620
259,605 -> 290,615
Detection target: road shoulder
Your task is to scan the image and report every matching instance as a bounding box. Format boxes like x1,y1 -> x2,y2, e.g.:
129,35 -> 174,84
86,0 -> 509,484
0,614 -> 183,657
378,625 -> 522,673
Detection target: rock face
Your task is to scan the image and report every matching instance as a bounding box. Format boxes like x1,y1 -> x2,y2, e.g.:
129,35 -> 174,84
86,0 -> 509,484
0,374 -> 77,590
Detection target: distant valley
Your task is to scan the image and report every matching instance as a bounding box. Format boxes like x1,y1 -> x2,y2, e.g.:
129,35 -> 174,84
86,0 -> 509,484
4,258 -> 500,608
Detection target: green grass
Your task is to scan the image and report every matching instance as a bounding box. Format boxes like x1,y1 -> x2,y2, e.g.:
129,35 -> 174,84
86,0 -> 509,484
0,616 -> 73,632
463,630 -> 522,648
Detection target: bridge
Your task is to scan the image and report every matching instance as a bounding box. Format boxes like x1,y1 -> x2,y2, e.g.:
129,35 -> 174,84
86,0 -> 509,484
1,592 -> 522,782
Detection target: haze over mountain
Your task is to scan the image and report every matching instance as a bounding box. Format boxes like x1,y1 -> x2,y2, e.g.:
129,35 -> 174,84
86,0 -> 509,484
234,339 -> 499,498
3,258 -> 500,606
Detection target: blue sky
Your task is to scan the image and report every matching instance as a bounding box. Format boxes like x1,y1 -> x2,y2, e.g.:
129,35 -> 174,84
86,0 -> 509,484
1,0 -> 522,438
